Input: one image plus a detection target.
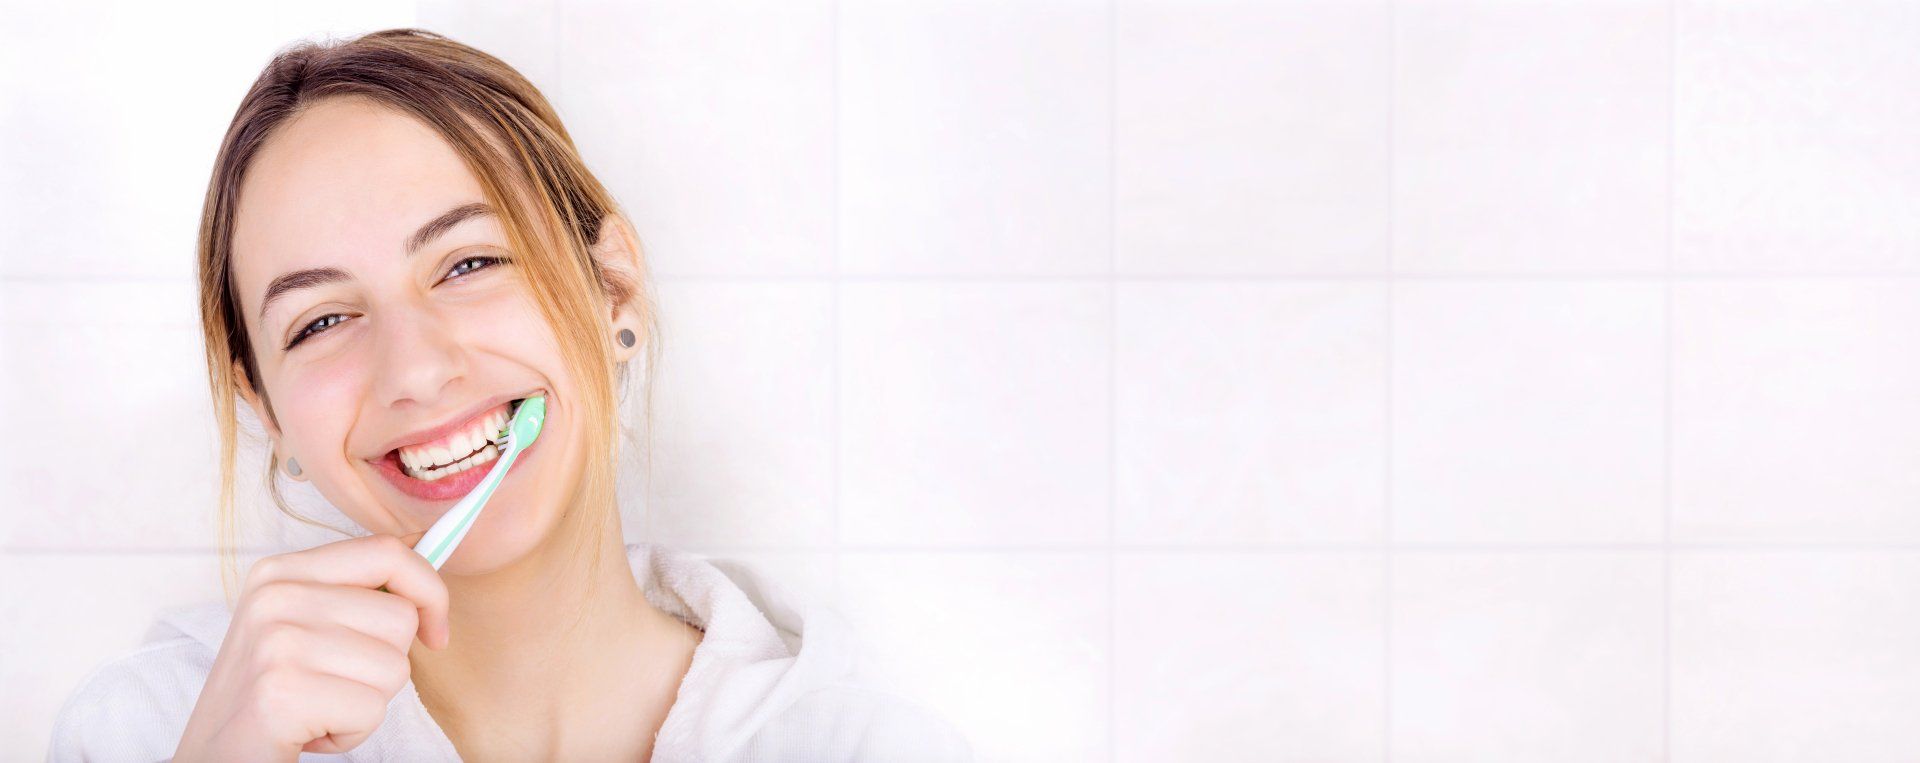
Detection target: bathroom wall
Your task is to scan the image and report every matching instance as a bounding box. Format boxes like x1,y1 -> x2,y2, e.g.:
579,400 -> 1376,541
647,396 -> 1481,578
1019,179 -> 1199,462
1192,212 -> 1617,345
5,0 -> 1919,759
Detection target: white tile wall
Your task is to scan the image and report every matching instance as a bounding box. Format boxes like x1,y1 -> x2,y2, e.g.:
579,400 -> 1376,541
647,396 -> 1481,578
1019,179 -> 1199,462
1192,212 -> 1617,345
1116,281 -> 1388,544
1672,279 -> 1920,543
1115,0 -> 1391,276
560,0 -> 837,277
838,282 -> 1111,546
1673,0 -> 1920,273
1390,551 -> 1666,761
1115,551 -> 1387,760
8,1 -> 1920,761
642,281 -> 837,547
1670,550 -> 1920,759
838,0 -> 1111,276
1391,280 -> 1667,544
1392,0 -> 1671,274
2,281 -> 217,548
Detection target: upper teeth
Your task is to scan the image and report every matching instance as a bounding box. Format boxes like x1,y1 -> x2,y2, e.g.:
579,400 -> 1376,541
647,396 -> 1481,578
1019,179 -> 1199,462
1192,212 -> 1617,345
399,408 -> 509,472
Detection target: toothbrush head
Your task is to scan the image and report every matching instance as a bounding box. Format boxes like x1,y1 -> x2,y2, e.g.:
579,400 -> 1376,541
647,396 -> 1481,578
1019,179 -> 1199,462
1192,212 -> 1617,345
507,395 -> 545,446
489,395 -> 547,449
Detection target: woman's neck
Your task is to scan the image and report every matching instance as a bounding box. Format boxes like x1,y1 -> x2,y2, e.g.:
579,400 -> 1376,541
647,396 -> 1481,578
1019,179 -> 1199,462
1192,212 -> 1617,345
407,510 -> 702,759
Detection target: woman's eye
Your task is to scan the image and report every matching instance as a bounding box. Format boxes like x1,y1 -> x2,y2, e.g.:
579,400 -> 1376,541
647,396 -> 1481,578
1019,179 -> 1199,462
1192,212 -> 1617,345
285,313 -> 349,350
282,256 -> 510,352
445,254 -> 509,281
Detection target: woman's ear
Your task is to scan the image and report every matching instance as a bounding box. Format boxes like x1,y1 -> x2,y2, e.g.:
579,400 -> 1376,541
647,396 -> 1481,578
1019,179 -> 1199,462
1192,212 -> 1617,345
589,213 -> 650,361
232,359 -> 282,442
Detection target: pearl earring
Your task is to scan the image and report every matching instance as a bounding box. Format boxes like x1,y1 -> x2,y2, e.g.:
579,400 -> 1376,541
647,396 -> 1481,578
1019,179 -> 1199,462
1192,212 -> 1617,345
617,328 -> 636,348
284,455 -> 304,478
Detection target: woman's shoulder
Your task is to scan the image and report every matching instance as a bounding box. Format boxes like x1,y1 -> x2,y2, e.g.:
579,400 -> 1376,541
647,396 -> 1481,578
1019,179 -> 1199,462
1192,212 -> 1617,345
46,602 -> 229,762
763,606 -> 973,761
635,546 -> 971,761
733,599 -> 974,760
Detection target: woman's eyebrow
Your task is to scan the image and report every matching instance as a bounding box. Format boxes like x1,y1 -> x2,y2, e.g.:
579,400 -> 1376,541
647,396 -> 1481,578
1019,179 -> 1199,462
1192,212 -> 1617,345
405,201 -> 494,257
258,267 -> 351,323
256,201 -> 496,323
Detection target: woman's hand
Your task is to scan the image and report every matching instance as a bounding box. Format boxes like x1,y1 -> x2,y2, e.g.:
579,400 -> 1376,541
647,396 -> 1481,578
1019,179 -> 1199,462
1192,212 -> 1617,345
173,534 -> 451,761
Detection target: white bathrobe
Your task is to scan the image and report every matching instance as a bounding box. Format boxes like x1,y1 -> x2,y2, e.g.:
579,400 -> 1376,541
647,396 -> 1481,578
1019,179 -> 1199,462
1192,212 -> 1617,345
46,542 -> 972,761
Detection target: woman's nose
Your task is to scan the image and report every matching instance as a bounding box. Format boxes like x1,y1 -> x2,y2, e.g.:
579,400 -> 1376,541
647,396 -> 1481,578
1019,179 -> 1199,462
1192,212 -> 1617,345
371,310 -> 469,407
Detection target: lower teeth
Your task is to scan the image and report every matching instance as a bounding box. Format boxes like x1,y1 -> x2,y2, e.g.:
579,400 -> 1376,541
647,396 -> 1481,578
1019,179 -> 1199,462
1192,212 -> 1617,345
404,443 -> 499,482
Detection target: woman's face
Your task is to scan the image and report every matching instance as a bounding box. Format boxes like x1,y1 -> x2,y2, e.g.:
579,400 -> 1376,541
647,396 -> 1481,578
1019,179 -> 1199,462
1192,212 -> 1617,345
228,96 -> 585,575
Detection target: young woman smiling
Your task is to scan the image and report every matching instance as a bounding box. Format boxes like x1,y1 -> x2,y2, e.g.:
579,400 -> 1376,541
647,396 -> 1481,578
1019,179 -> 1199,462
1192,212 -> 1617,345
48,28 -> 969,762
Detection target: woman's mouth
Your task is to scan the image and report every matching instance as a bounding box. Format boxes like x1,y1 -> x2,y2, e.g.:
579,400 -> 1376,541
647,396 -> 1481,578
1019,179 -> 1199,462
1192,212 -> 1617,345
371,396 -> 542,502
396,402 -> 514,481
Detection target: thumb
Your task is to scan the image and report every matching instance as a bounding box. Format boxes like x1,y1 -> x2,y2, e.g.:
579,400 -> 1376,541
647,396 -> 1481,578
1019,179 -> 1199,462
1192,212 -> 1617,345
302,730 -> 368,754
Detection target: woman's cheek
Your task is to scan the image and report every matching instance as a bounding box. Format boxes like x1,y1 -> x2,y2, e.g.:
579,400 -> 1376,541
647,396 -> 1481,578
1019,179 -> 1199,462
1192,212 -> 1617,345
285,359 -> 372,465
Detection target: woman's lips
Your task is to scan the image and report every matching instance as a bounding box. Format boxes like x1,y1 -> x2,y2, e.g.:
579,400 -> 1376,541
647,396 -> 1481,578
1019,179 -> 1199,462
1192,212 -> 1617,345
371,424 -> 542,502
376,390 -> 538,458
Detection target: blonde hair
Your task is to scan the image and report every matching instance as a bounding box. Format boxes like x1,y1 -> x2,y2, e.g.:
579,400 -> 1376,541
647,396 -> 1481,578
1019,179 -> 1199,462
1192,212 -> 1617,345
195,28 -> 660,605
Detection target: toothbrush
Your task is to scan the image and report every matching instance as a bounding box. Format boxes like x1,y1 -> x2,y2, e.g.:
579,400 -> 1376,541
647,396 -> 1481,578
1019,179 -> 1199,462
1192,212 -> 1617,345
402,395 -> 546,572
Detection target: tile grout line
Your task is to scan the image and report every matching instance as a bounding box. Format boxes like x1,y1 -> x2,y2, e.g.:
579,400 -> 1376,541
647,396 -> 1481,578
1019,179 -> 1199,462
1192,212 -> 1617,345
1663,1 -> 1676,759
830,0 -> 843,610
13,541 -> 1920,556
1106,2 -> 1119,760
526,270 -> 1920,281
22,270 -> 1920,286
1383,1 -> 1396,759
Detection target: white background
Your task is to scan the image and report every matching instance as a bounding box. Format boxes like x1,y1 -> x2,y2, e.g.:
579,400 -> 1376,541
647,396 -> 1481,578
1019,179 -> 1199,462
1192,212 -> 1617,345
5,0 -> 1920,760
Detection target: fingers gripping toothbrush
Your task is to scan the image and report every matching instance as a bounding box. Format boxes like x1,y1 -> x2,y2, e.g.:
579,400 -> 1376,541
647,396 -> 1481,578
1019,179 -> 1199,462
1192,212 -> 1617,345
382,396 -> 546,586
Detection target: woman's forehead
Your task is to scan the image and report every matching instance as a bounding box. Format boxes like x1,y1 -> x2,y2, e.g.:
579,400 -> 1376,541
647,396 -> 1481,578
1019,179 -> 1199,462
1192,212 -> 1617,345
231,97 -> 488,303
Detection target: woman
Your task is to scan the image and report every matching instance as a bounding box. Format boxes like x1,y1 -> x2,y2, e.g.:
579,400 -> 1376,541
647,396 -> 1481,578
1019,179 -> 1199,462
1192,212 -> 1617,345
48,28 -> 969,761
